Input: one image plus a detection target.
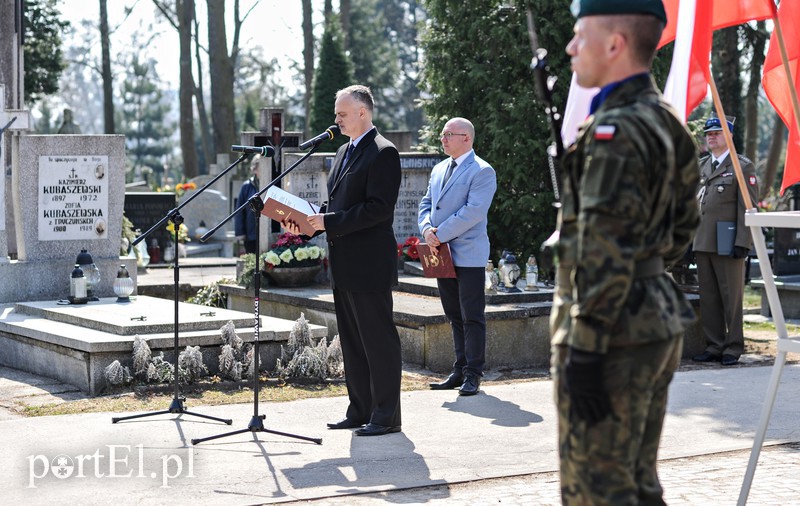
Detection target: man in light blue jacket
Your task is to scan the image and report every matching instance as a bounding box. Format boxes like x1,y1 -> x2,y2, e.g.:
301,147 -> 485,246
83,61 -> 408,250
419,117 -> 497,395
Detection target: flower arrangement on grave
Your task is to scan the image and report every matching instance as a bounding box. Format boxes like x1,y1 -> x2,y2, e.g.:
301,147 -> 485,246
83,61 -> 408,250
262,232 -> 325,270
166,221 -> 191,243
398,236 -> 421,261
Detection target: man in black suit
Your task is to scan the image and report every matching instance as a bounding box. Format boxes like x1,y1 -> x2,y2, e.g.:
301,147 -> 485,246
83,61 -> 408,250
287,85 -> 403,436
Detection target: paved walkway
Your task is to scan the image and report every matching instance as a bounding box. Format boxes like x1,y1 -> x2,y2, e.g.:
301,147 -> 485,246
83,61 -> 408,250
2,362 -> 800,505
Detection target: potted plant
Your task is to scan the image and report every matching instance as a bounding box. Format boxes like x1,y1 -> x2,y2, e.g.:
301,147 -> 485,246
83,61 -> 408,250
238,233 -> 326,288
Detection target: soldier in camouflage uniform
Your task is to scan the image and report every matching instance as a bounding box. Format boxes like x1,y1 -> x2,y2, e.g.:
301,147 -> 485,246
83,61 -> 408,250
552,1 -> 700,504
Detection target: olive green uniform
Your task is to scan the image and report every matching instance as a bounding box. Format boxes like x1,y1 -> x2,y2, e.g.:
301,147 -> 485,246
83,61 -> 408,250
551,75 -> 700,504
693,154 -> 758,359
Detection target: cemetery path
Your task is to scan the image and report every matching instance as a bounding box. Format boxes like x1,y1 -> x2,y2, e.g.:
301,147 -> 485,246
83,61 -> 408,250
0,366 -> 85,419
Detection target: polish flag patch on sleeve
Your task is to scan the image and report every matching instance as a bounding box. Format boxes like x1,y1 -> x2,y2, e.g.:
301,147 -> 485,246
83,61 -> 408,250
594,125 -> 616,141
749,175 -> 757,186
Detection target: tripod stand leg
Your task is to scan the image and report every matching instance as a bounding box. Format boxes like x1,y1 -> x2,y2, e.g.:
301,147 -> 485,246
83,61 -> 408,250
191,415 -> 323,445
113,409 -> 172,423
112,397 -> 233,424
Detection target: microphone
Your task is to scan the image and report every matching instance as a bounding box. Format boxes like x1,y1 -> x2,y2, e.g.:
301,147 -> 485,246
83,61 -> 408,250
231,145 -> 275,156
299,125 -> 340,150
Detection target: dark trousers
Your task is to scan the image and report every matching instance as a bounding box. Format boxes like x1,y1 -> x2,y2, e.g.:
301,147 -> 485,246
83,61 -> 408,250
437,266 -> 486,376
695,252 -> 745,358
333,288 -> 402,427
243,239 -> 257,255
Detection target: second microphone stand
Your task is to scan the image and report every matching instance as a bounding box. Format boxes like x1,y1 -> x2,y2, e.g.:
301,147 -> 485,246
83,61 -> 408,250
192,146 -> 323,446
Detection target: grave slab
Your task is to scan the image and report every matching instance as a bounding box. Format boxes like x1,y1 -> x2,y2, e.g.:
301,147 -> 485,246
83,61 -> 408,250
0,296 -> 327,395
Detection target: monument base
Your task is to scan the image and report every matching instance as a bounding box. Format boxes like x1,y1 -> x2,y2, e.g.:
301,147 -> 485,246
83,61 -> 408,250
0,257 -> 137,304
753,275 -> 800,319
220,276 -> 707,374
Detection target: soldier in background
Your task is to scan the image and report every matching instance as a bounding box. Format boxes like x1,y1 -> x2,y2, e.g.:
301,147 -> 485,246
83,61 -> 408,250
551,0 -> 700,503
691,117 -> 758,366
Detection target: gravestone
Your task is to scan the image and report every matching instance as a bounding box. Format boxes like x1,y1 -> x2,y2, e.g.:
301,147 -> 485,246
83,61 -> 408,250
123,192 -> 176,258
282,151 -> 443,244
0,134 -> 133,303
177,187 -> 234,256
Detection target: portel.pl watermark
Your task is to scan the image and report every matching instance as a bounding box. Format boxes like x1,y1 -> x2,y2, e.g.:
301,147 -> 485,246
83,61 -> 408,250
27,445 -> 193,489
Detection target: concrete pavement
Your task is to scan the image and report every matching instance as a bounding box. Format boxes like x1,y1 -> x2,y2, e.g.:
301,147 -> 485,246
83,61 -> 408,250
2,363 -> 800,505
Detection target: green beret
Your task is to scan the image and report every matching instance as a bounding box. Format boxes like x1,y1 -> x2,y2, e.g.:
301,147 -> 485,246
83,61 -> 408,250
571,0 -> 667,24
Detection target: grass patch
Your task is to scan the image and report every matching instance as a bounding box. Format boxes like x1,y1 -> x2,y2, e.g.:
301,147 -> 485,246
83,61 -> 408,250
744,320 -> 800,333
19,370 -> 441,418
744,285 -> 761,309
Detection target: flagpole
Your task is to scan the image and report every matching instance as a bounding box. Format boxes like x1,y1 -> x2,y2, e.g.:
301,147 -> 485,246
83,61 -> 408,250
707,73 -> 754,210
771,5 -> 800,136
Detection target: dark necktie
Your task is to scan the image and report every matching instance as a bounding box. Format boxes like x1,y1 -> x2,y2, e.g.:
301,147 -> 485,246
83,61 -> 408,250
443,159 -> 457,185
342,143 -> 356,168
712,159 -> 719,170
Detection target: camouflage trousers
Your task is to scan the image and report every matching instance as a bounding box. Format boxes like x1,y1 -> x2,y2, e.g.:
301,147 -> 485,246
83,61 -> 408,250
553,337 -> 682,505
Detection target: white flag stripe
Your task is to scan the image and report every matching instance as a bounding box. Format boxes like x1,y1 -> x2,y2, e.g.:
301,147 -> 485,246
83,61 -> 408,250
664,0 -> 698,122
561,73 -> 599,147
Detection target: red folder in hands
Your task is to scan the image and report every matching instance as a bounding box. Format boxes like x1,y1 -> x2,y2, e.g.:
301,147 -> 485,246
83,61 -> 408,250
416,243 -> 456,278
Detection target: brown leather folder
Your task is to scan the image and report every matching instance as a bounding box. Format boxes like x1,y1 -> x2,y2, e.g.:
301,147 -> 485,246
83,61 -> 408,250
261,198 -> 317,237
416,243 -> 457,278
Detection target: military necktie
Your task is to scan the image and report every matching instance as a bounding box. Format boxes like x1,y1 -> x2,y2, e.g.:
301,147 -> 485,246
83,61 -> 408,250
443,159 -> 457,185
712,159 -> 719,171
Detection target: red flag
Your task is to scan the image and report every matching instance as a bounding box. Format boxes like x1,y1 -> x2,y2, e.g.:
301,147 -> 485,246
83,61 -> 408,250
659,0 -> 774,48
660,0 -> 775,121
763,0 -> 800,195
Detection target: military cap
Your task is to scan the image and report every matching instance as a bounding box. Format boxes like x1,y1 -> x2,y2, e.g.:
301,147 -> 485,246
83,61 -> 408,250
703,117 -> 735,134
570,0 -> 667,24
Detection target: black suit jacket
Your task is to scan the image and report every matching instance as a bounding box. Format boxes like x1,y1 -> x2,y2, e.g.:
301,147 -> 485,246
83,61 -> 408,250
321,128 -> 401,292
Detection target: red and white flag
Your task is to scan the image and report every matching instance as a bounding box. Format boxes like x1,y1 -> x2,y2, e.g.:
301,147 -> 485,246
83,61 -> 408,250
763,0 -> 800,195
660,0 -> 774,121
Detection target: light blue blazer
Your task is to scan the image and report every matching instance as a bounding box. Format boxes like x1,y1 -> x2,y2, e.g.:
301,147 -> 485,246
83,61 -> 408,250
418,151 -> 497,267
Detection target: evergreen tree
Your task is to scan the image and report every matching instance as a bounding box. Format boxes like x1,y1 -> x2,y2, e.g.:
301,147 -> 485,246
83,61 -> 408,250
309,15 -> 353,152
23,0 -> 69,104
346,0 -> 399,130
420,1 -> 571,261
421,0 -> 675,263
120,56 -> 174,183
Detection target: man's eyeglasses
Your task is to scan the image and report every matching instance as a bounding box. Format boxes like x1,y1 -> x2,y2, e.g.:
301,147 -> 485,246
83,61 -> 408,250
440,132 -> 467,139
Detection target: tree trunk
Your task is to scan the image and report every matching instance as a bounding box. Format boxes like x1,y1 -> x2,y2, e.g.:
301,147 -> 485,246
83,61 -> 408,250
178,0 -> 198,178
192,12 -> 212,174
340,0 -> 351,50
99,0 -> 115,134
207,0 -> 235,163
763,115 -> 786,199
745,21 -> 767,164
324,0 -> 332,21
712,27 -> 743,149
302,0 -> 313,136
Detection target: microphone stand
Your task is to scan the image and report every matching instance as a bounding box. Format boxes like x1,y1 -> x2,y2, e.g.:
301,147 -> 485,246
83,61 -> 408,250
111,155 -> 251,426
191,145 -> 323,445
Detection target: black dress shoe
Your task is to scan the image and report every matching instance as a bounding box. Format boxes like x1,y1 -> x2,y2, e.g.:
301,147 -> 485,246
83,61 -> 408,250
721,354 -> 739,366
429,373 -> 464,390
692,351 -> 721,362
354,423 -> 401,436
458,374 -> 481,396
327,418 -> 366,430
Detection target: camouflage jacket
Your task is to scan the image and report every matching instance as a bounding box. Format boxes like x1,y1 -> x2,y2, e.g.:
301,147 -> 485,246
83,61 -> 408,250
551,74 -> 700,353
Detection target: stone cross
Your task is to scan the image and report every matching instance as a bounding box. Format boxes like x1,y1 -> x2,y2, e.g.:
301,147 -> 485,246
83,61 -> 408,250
0,83 -> 29,262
